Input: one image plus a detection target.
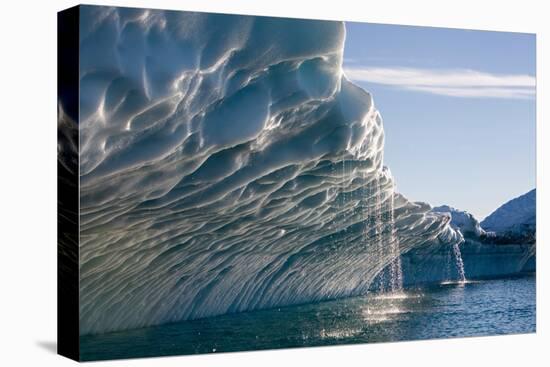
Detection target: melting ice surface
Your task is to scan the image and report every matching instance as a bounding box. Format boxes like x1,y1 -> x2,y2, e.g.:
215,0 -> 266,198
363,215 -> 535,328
67,7 -> 463,335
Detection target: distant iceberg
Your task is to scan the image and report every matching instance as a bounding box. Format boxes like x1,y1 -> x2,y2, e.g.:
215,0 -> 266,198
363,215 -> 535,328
402,191 -> 536,286
66,6 -> 461,335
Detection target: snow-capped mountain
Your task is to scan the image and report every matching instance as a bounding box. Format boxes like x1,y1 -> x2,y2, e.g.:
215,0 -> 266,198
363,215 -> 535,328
481,189 -> 536,236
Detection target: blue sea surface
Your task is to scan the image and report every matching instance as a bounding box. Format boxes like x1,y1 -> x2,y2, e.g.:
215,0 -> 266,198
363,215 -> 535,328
80,274 -> 535,361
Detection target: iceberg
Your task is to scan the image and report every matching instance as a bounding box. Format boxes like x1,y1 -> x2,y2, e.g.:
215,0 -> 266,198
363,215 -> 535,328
401,193 -> 536,286
60,6 -> 461,335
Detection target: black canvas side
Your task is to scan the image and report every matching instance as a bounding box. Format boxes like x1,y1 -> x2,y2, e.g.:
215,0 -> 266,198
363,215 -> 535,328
57,5 -> 80,362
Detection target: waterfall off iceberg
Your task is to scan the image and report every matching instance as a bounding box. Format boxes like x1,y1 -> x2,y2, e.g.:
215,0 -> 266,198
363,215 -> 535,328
60,6 -> 463,335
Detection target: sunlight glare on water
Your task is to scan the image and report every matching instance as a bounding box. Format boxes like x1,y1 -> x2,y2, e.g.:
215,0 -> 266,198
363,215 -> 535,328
80,275 -> 535,361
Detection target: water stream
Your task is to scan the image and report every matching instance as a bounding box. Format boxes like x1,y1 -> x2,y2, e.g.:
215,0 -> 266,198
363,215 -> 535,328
372,174 -> 403,293
452,240 -> 467,283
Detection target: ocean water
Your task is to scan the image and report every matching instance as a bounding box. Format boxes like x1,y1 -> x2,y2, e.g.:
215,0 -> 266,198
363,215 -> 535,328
80,274 -> 535,361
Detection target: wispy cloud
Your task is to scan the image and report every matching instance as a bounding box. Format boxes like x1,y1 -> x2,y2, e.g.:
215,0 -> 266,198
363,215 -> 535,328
344,66 -> 536,99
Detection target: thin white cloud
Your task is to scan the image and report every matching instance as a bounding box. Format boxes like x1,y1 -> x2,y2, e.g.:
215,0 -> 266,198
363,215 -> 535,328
344,66 -> 535,99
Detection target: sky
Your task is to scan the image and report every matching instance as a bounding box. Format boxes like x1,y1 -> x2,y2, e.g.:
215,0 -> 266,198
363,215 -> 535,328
343,22 -> 536,220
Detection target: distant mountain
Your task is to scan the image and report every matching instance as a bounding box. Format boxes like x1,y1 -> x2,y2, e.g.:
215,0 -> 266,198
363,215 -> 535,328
432,189 -> 536,244
481,189 -> 536,235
